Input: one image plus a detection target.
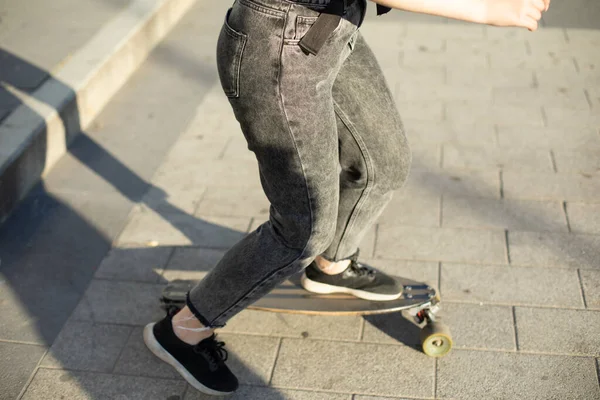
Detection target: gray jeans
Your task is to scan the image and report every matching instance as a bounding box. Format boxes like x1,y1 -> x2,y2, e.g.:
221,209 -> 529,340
187,0 -> 411,327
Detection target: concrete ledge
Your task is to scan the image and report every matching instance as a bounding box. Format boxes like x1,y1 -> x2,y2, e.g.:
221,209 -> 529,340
0,0 -> 197,223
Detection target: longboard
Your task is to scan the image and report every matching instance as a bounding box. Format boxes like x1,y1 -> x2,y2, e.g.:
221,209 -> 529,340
160,276 -> 452,357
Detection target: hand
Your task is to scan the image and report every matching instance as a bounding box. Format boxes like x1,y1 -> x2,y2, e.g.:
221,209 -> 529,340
483,0 -> 550,31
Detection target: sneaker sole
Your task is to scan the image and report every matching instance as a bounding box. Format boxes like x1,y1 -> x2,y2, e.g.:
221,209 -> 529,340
301,274 -> 402,301
143,323 -> 234,396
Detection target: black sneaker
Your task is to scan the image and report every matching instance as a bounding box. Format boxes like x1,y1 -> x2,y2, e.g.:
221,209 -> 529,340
301,252 -> 402,301
143,313 -> 238,396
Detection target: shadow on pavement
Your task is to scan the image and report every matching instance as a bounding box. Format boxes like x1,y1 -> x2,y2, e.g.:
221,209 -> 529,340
0,42 -> 286,399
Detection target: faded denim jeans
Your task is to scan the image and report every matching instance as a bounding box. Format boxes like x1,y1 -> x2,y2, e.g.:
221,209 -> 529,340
187,0 -> 411,327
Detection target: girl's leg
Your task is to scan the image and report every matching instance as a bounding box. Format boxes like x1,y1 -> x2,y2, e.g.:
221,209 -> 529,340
143,2 -> 365,395
185,0 -> 364,329
298,28 -> 411,301
321,29 -> 412,262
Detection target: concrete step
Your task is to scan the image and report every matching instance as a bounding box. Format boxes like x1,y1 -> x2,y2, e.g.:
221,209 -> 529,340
0,0 -> 197,224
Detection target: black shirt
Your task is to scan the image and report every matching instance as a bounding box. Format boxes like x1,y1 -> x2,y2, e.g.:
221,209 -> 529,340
289,0 -> 392,16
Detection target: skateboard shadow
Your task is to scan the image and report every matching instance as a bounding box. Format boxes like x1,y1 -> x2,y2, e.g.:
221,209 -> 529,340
363,313 -> 423,350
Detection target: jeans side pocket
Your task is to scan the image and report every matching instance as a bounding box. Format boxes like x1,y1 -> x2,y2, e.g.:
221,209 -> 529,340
217,8 -> 248,98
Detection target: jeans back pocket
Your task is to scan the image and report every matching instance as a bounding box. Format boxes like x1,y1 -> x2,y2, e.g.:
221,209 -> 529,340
217,8 -> 248,98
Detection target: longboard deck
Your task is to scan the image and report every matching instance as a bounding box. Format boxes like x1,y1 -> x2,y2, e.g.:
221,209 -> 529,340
161,276 -> 437,316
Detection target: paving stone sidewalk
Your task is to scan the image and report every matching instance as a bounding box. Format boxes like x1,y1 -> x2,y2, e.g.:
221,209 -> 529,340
3,0 -> 600,399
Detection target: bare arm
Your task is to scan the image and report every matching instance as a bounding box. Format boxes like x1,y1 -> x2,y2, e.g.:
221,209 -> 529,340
370,0 -> 550,30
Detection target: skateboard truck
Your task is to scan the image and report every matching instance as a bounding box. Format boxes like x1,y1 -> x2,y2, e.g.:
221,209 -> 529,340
405,296 -> 452,357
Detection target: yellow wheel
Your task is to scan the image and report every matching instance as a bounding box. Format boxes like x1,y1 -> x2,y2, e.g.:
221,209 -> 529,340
420,322 -> 452,357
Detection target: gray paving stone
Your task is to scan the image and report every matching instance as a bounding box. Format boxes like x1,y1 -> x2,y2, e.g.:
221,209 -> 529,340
446,66 -> 534,88
436,302 -> 515,350
365,43 -> 403,71
70,280 -> 164,325
393,66 -> 445,88
523,27 -> 569,46
403,120 -> 497,147
379,65 -> 405,91
398,36 -> 445,53
117,205 -> 250,248
271,339 -> 434,398
403,50 -> 487,68
142,184 -> 208,215
395,99 -> 444,122
217,333 -> 281,385
445,38 -> 527,58
0,342 -> 47,400
21,368 -> 186,400
376,191 -> 440,227
535,65 -> 593,89
496,126 -> 600,151
515,307 -> 600,356
0,280 -> 49,345
437,350 -> 600,400
508,231 -> 600,269
222,310 -> 362,341
395,83 -> 491,104
376,226 -> 506,264
186,386 -> 351,400
163,133 -> 231,163
41,320 -> 132,372
113,327 -> 181,379
493,86 -> 591,110
442,144 -> 554,172
152,158 -> 262,190
503,171 -> 600,202
442,196 -> 568,232
162,247 -> 225,281
94,246 -> 172,283
554,150 -> 600,174
488,49 -> 576,70
446,102 -> 545,127
354,397 -> 421,400
177,89 -> 241,142
405,23 -> 485,39
485,25 -> 539,40
0,192 -> 129,344
587,86 -> 600,109
544,107 -> 600,130
410,142 -> 442,169
405,168 -> 501,198
567,203 -> 600,234
441,263 -> 582,307
195,186 -> 271,219
580,270 -> 600,310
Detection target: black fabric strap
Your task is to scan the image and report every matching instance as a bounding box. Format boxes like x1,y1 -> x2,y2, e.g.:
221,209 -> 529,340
297,0 -> 390,56
298,13 -> 342,55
